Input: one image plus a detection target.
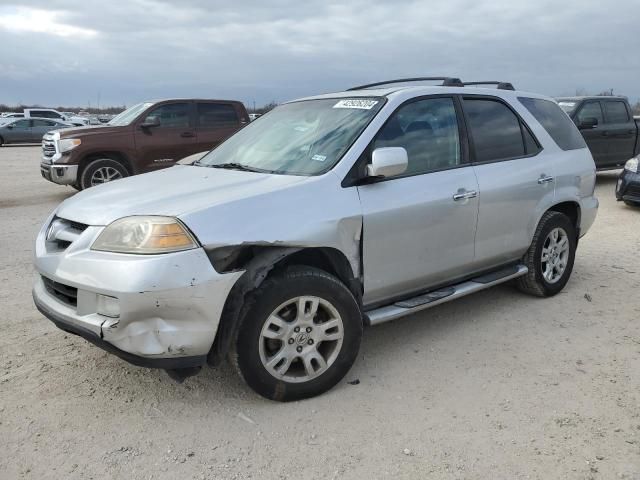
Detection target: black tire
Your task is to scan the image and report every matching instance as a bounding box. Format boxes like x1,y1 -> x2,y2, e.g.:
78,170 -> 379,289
78,158 -> 128,190
231,266 -> 363,401
0,136 -> 4,147
623,200 -> 639,207
516,211 -> 577,297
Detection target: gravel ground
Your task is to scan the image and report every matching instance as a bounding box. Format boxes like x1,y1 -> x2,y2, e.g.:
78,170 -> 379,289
1,146 -> 639,479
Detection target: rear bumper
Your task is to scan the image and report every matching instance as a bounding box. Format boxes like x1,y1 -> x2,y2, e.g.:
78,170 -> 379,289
578,195 -> 599,237
40,162 -> 78,185
616,169 -> 640,204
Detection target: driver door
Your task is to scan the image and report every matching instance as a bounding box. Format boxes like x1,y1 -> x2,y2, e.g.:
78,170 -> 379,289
7,119 -> 33,143
357,97 -> 478,306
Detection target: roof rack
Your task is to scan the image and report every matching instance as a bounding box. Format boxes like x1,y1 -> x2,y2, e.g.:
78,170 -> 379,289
462,81 -> 515,91
347,77 -> 463,91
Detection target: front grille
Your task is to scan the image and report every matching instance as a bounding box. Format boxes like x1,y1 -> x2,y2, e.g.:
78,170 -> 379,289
626,184 -> 640,198
42,133 -> 57,159
42,276 -> 77,307
45,217 -> 89,252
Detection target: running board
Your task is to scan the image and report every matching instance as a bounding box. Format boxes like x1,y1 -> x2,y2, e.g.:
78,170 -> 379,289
366,264 -> 528,326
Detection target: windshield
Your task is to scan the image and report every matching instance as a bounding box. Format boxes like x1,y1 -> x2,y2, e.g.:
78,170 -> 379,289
196,97 -> 384,175
108,102 -> 154,126
557,101 -> 577,114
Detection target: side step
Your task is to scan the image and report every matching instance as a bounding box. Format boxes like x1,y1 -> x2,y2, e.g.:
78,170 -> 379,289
366,264 -> 528,326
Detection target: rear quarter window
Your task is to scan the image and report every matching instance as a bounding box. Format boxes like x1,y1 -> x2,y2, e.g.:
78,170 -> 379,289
518,97 -> 586,151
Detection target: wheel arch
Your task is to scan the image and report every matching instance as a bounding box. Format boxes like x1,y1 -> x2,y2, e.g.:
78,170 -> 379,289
78,151 -> 134,177
547,201 -> 581,236
206,245 -> 362,366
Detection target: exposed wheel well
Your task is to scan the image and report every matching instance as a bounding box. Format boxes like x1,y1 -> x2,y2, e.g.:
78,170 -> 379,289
547,201 -> 580,233
78,152 -> 133,177
207,245 -> 362,366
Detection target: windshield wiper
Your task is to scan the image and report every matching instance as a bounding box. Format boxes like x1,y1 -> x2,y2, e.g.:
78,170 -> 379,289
209,162 -> 268,173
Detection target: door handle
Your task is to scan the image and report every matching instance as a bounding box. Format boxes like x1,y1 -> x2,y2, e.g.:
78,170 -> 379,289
538,175 -> 554,185
180,132 -> 195,138
453,190 -> 478,201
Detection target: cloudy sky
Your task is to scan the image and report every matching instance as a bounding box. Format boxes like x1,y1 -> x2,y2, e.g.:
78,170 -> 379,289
0,0 -> 639,108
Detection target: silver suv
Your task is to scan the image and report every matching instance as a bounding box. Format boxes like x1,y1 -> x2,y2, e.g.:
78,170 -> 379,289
33,77 -> 599,401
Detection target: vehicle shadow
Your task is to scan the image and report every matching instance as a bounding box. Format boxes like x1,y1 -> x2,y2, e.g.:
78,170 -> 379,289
0,190 -> 74,209
595,170 -> 620,186
76,281 -> 549,406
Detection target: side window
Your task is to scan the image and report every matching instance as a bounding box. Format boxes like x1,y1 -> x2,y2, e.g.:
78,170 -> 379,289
32,119 -> 56,127
463,98 -> 525,162
603,101 -> 630,124
372,97 -> 460,175
576,102 -> 604,125
13,120 -> 31,128
518,97 -> 586,151
197,103 -> 239,127
143,103 -> 190,128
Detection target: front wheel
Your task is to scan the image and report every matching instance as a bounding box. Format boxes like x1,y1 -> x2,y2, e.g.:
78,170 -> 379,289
517,211 -> 577,297
232,266 -> 363,401
78,158 -> 128,190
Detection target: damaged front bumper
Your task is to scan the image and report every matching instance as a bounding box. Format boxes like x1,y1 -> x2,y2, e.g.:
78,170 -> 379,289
33,217 -> 242,368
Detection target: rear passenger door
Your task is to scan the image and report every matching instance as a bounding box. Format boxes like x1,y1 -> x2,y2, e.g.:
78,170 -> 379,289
195,102 -> 244,152
464,96 -> 554,272
358,97 -> 479,305
134,101 -> 198,171
602,99 -> 636,167
574,101 -> 607,167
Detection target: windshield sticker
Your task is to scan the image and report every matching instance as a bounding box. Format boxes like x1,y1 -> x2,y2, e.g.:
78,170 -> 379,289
311,154 -> 327,162
294,126 -> 309,132
333,99 -> 379,110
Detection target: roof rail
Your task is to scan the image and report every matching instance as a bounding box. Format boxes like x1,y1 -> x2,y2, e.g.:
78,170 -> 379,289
347,77 -> 463,91
462,81 -> 515,91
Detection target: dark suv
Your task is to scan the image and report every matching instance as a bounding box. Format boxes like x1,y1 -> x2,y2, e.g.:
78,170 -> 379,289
40,99 -> 249,190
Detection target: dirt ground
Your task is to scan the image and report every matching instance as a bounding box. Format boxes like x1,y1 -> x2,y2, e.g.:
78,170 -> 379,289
0,145 -> 639,479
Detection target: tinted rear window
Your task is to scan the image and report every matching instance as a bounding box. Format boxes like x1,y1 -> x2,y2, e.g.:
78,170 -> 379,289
197,103 -> 239,127
603,101 -> 629,123
463,98 -> 525,162
518,97 -> 586,151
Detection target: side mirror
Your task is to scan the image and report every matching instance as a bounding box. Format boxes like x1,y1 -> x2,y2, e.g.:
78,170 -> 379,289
578,117 -> 598,129
367,147 -> 408,178
141,116 -> 161,128
6,125 -> 13,129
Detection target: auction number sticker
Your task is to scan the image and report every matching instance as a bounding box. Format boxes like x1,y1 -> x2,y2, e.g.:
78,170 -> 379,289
333,99 -> 379,110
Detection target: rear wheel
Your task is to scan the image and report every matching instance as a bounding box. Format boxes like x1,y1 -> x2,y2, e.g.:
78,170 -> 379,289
232,266 -> 362,401
517,211 -> 577,297
79,158 -> 128,190
0,136 -> 4,147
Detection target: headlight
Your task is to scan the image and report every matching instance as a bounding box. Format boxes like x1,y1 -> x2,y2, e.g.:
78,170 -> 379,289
58,138 -> 81,153
91,216 -> 198,254
624,157 -> 639,173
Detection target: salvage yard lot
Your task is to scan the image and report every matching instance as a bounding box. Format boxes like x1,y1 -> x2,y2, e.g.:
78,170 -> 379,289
0,146 -> 639,479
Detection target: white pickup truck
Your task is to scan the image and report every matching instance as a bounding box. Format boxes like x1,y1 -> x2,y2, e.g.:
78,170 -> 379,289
24,108 -> 89,127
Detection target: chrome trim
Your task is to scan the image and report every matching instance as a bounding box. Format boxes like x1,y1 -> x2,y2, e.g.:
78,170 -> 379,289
452,190 -> 478,201
40,163 -> 78,185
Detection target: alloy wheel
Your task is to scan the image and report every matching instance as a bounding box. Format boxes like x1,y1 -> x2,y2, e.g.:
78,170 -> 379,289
258,295 -> 344,383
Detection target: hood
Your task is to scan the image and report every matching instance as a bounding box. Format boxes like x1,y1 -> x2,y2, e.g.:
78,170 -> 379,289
55,164 -> 309,226
57,124 -> 126,137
